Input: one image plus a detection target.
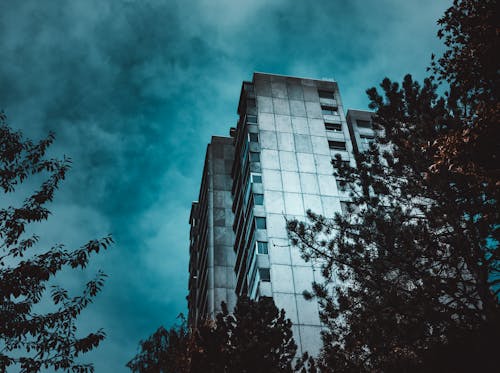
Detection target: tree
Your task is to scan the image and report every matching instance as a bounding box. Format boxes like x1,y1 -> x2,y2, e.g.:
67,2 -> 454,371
193,296 -> 297,373
429,0 -> 499,187
227,296 -> 296,373
0,113 -> 112,372
126,317 -> 191,373
128,296 -> 298,373
287,0 -> 499,371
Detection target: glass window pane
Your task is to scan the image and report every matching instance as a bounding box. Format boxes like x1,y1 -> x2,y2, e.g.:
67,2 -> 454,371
321,105 -> 338,116
356,119 -> 371,128
328,141 -> 346,150
259,268 -> 270,281
249,133 -> 259,142
247,115 -> 257,124
256,217 -> 266,229
325,122 -> 342,131
257,241 -> 268,254
318,90 -> 335,99
254,194 -> 264,205
251,173 -> 262,183
250,152 -> 260,162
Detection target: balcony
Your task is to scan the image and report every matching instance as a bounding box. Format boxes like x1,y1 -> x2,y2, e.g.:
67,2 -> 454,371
319,97 -> 337,107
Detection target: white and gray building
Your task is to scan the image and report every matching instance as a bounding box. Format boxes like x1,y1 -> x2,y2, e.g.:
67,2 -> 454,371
188,72 -> 373,355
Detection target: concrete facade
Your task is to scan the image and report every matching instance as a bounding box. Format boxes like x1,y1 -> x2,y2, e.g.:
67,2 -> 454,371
346,109 -> 377,154
188,72 -> 373,355
231,73 -> 356,355
188,136 -> 237,328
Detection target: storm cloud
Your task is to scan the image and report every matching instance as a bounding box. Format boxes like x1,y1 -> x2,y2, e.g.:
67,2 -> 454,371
0,0 -> 450,371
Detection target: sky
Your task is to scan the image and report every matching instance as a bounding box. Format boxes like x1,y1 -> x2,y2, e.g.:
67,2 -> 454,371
0,0 -> 451,371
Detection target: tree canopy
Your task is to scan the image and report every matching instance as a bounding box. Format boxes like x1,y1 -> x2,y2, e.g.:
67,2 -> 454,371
128,296 -> 298,373
287,0 -> 499,371
126,320 -> 191,373
0,114 -> 111,372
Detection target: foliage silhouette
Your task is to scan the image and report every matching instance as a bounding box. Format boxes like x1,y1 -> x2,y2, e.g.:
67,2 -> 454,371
0,113 -> 111,372
127,296 -> 298,373
287,0 -> 499,371
126,317 -> 190,373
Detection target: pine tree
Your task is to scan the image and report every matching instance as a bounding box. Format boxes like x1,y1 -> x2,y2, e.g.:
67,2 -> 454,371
287,0 -> 499,371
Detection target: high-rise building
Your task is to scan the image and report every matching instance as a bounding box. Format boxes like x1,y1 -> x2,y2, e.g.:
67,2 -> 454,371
188,72 -> 372,355
188,136 -> 237,328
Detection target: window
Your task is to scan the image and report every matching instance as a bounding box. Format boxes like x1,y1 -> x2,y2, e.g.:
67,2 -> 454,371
254,194 -> 264,205
247,98 -> 256,107
257,241 -> 268,254
360,135 -> 375,150
318,90 -> 335,99
256,217 -> 267,229
249,133 -> 259,142
328,140 -> 346,150
356,119 -> 371,128
325,122 -> 342,131
259,268 -> 271,281
246,114 -> 257,124
321,105 -> 339,116
250,152 -> 260,162
251,173 -> 262,183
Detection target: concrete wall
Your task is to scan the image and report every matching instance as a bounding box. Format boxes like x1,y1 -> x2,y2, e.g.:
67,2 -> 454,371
252,73 -> 356,355
209,137 -> 237,316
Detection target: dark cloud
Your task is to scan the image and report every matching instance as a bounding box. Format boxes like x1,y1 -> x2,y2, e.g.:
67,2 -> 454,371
0,0 -> 450,370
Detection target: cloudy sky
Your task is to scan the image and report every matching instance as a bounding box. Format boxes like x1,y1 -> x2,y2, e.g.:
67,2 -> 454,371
1,0 -> 451,371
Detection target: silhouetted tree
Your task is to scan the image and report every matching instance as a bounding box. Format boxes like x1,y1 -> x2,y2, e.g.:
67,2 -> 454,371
229,296 -> 296,373
429,0 -> 499,187
128,296 -> 298,373
0,113 -> 111,372
192,296 -> 297,373
288,0 -> 499,371
126,317 -> 191,373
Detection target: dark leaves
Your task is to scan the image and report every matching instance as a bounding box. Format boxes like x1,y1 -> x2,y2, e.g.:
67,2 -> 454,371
287,1 -> 499,371
0,116 -> 111,372
127,298 -> 298,373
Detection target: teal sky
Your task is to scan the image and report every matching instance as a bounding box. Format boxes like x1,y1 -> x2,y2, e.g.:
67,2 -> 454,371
0,1 -> 451,371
